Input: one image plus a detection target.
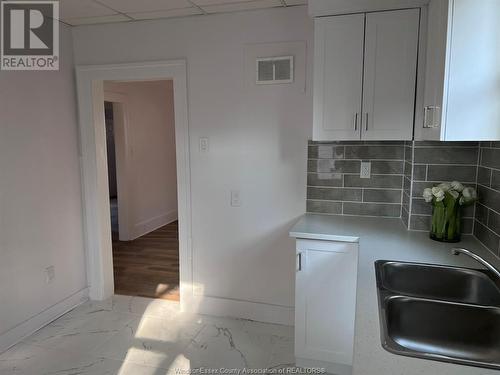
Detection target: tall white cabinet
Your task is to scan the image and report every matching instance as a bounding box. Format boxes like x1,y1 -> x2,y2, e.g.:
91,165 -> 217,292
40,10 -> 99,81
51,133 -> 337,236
313,9 -> 420,141
294,239 -> 359,375
419,0 -> 500,141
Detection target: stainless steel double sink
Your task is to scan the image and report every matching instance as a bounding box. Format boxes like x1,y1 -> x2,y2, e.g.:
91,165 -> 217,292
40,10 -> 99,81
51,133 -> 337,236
375,260 -> 500,369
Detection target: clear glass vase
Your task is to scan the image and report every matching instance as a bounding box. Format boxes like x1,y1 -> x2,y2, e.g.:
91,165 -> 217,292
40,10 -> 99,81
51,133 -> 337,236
429,202 -> 461,243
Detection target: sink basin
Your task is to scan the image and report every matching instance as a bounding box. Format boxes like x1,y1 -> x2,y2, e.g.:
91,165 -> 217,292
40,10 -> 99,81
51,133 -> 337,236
376,261 -> 500,306
385,296 -> 500,367
375,260 -> 500,369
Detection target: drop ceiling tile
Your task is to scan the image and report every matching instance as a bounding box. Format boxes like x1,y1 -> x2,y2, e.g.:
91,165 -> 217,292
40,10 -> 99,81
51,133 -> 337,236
59,0 -> 117,19
201,0 -> 283,14
192,0 -> 259,6
128,7 -> 203,20
63,14 -> 130,26
284,0 -> 307,4
96,0 -> 193,13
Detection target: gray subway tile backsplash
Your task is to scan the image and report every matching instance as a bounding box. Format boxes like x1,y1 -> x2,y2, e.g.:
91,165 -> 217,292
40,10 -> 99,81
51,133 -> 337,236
488,210 -> 500,236
344,175 -> 403,189
308,145 -> 344,159
307,141 -> 404,218
345,145 -> 404,160
478,185 -> 500,213
343,202 -> 401,218
307,173 -> 343,187
308,159 -> 360,173
307,140 -> 500,260
475,203 -> 489,225
474,222 -> 500,256
426,165 -> 477,183
371,160 -> 404,174
477,166 -> 492,187
306,200 -> 342,215
481,148 -> 500,170
413,147 -> 478,165
492,170 -> 500,191
307,187 -> 362,202
475,144 -> 500,256
363,189 -> 402,204
412,165 -> 426,181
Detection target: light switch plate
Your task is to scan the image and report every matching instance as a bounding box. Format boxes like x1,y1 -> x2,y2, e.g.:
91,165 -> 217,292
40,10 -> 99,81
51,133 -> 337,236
231,190 -> 241,207
360,161 -> 371,179
199,137 -> 209,153
45,266 -> 55,284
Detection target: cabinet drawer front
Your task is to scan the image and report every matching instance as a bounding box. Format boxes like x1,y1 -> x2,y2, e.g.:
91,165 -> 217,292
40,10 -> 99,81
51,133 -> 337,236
297,239 -> 357,253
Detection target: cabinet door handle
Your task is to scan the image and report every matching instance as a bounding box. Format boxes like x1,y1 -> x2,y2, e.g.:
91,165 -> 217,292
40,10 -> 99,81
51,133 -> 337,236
365,113 -> 369,131
297,252 -> 302,271
354,113 -> 358,131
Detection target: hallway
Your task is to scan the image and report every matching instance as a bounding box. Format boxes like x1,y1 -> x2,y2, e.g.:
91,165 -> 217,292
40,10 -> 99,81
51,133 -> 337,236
112,222 -> 179,301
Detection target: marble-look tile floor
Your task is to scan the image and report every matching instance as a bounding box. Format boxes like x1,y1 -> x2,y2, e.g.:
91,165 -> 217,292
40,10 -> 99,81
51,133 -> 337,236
0,295 -> 295,375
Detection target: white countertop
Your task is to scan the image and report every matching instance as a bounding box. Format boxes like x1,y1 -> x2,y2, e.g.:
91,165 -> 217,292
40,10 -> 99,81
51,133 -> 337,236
290,214 -> 500,375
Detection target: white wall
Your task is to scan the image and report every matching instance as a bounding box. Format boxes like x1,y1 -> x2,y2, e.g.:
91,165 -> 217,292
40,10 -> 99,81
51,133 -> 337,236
104,80 -> 178,238
0,25 -> 87,350
72,6 -> 313,319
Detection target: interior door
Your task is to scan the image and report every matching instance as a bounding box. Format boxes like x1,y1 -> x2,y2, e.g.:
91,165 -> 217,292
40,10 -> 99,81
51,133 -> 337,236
313,14 -> 365,141
361,9 -> 420,140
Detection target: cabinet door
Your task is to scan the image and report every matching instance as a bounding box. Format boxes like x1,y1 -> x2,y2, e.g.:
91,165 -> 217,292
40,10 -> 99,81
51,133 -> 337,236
420,0 -> 450,140
361,9 -> 420,140
444,0 -> 500,141
313,14 -> 364,141
295,240 -> 358,366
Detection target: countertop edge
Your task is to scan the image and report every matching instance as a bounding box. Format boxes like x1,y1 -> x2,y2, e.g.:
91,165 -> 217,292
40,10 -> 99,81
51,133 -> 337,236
289,231 -> 360,243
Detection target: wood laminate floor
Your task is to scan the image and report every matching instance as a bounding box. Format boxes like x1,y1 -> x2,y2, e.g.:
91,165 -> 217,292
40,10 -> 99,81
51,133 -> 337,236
112,221 -> 179,301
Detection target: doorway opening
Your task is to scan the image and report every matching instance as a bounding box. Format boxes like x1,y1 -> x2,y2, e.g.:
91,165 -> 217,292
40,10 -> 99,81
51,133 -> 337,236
103,80 -> 180,301
76,60 -> 192,310
104,102 -> 119,234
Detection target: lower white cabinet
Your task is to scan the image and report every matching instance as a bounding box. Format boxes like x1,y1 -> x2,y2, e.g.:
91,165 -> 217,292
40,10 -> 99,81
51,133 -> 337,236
294,239 -> 358,375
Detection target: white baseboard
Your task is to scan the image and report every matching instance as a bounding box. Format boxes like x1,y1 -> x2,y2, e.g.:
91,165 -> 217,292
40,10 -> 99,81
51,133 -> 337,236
0,288 -> 89,354
189,294 -> 294,326
131,209 -> 178,239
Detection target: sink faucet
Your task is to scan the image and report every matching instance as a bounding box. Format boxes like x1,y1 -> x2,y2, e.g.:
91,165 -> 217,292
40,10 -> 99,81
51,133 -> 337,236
451,247 -> 500,279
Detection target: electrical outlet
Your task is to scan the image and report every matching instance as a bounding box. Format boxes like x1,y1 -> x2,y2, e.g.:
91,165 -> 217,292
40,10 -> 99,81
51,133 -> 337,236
231,190 -> 241,207
360,161 -> 371,179
199,137 -> 209,153
45,266 -> 55,284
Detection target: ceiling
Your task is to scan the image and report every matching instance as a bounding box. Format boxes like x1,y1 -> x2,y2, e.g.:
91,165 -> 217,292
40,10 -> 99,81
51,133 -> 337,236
58,0 -> 307,26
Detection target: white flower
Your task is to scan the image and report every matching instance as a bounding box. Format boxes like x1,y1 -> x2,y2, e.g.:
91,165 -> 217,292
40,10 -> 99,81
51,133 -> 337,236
451,181 -> 464,192
460,187 -> 478,205
432,186 -> 445,201
437,182 -> 452,192
462,187 -> 477,200
423,188 -> 433,203
449,190 -> 459,200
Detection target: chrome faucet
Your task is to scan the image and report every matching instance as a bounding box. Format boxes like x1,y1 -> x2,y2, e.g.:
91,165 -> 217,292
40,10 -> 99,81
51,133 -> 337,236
451,247 -> 500,279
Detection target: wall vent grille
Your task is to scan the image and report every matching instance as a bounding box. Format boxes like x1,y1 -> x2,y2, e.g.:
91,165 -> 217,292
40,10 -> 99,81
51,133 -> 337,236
256,56 -> 294,84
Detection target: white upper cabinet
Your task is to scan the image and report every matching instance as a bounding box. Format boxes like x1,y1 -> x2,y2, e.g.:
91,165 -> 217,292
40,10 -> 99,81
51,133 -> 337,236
313,9 -> 420,141
362,9 -> 419,140
313,14 -> 364,141
419,0 -> 500,141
